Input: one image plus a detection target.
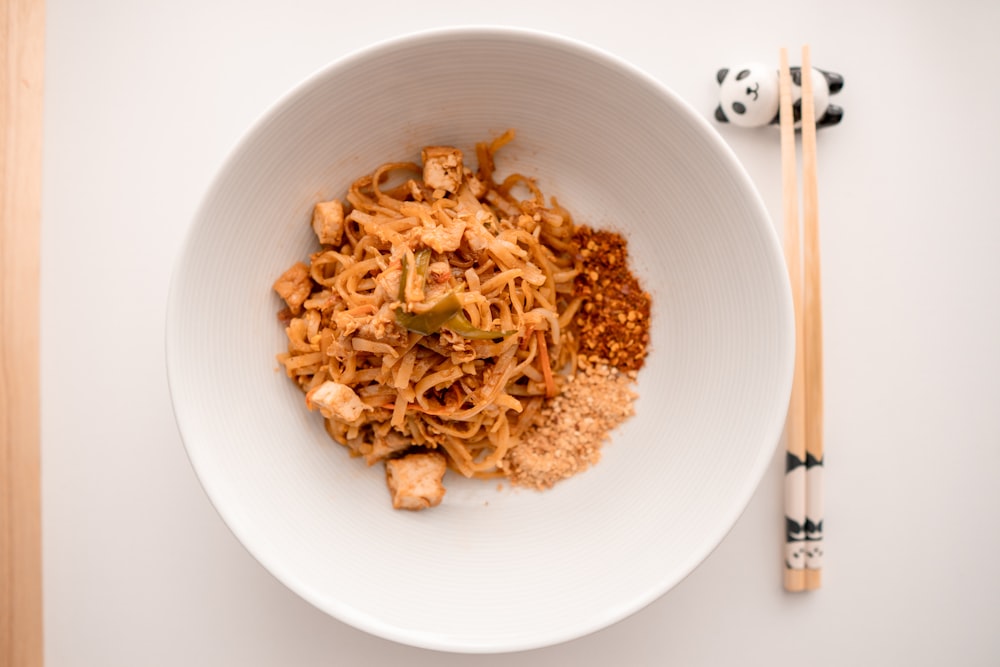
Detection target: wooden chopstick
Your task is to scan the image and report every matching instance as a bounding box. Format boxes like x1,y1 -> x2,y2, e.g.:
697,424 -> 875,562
779,45 -> 826,591
799,45 -> 825,590
1,0 -> 46,663
779,48 -> 808,593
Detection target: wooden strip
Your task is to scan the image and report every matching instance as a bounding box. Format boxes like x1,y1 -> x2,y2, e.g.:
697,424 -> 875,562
799,44 -> 825,590
778,47 -> 807,593
1,0 -> 46,664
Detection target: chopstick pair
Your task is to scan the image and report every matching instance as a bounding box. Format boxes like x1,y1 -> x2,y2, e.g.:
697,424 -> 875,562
780,46 -> 825,592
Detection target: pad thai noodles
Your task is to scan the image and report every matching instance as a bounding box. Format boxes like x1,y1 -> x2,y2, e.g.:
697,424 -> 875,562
273,130 -> 647,510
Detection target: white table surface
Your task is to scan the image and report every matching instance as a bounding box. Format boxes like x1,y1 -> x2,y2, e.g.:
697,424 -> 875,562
40,1 -> 1000,664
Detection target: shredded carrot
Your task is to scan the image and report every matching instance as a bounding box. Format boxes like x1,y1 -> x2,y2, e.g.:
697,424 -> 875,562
536,330 -> 556,398
520,326 -> 535,350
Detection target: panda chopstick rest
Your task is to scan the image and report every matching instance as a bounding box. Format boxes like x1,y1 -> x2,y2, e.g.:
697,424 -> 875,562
714,62 -> 844,129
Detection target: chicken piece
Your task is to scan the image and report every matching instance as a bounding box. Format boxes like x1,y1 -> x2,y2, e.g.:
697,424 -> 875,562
312,199 -> 345,246
273,262 -> 312,315
463,168 -> 487,199
421,146 -> 464,194
303,289 -> 339,313
457,207 -> 496,254
417,215 -> 466,253
385,451 -> 447,511
305,381 -> 368,422
332,303 -> 376,336
362,430 -> 412,465
358,303 -> 407,345
427,261 -> 452,285
374,263 -> 402,302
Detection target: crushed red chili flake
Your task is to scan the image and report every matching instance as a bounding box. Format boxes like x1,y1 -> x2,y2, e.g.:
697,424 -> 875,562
572,227 -> 651,372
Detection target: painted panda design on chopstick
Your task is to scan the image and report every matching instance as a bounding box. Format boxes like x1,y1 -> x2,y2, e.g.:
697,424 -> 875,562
714,63 -> 844,129
784,451 -> 807,570
804,452 -> 825,569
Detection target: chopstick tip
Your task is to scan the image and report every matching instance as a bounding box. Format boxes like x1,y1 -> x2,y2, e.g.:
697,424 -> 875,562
784,568 -> 806,592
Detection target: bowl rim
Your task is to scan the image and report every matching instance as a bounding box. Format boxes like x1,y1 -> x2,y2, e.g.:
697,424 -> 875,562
166,24 -> 793,653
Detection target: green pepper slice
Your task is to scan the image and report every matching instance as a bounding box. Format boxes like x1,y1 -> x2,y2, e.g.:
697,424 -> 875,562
442,311 -> 516,340
396,292 -> 464,335
395,248 -> 516,339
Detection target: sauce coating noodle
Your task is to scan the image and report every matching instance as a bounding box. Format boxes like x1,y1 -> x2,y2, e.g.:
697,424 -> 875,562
275,131 -> 580,482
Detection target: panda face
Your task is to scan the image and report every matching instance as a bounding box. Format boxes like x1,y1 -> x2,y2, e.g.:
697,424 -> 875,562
785,540 -> 806,570
717,63 -> 779,128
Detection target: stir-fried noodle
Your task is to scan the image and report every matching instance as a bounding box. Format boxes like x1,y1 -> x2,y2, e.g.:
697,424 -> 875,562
275,131 -> 586,480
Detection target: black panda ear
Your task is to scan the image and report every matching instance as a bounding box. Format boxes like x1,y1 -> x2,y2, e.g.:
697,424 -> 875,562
817,104 -> 844,126
716,68 -> 728,85
790,67 -> 802,86
821,69 -> 844,94
714,105 -> 728,122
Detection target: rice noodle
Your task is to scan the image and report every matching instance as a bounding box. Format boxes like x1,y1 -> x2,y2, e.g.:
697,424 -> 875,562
275,131 -> 581,479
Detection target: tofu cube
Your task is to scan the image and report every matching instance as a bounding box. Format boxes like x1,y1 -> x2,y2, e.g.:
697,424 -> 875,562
312,199 -> 345,246
385,451 -> 447,511
305,381 -> 368,422
272,261 -> 312,315
421,146 -> 464,193
463,168 -> 487,199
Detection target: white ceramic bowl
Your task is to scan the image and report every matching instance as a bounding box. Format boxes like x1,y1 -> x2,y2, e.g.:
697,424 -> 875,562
167,27 -> 793,653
